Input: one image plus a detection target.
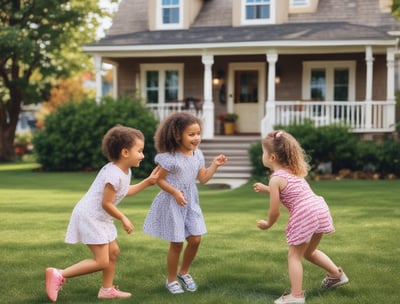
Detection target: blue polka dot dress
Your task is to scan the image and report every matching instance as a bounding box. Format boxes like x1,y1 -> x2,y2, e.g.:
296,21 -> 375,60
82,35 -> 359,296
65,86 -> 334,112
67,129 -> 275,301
143,150 -> 207,242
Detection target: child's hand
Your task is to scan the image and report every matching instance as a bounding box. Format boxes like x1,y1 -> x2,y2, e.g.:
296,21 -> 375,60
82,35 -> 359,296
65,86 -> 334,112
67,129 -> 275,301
148,165 -> 161,185
253,182 -> 270,194
214,154 -> 228,166
174,190 -> 187,207
121,216 -> 134,234
257,220 -> 270,230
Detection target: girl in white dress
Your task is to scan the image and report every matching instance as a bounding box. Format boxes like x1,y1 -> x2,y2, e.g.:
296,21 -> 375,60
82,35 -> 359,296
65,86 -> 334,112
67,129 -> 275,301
143,112 -> 227,294
45,125 -> 159,302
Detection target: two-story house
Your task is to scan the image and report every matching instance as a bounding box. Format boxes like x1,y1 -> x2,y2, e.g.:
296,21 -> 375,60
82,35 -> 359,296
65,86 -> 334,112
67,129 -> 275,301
83,0 -> 400,139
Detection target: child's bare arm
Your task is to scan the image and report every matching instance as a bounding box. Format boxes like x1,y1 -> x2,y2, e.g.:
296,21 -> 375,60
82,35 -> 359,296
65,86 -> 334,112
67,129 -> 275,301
126,165 -> 160,196
253,182 -> 270,194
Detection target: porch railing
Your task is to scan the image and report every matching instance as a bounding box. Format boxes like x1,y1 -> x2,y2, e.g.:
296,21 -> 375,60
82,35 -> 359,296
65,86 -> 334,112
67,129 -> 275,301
146,100 -> 396,135
146,102 -> 203,121
265,100 -> 396,133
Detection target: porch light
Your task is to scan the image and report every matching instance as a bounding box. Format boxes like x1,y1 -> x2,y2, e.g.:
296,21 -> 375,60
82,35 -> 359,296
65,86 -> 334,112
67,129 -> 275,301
213,77 -> 220,85
275,67 -> 281,84
213,70 -> 225,86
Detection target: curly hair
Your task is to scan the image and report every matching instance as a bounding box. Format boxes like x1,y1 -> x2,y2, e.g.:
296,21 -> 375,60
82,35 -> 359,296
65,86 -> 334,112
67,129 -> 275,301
262,130 -> 310,177
154,112 -> 202,153
102,125 -> 144,162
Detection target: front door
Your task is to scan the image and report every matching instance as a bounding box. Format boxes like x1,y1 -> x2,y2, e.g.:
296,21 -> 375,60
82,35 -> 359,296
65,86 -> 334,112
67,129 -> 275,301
228,63 -> 265,133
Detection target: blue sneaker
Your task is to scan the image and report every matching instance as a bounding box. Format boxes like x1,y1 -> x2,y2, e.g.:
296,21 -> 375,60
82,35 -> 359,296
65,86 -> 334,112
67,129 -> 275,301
177,273 -> 197,292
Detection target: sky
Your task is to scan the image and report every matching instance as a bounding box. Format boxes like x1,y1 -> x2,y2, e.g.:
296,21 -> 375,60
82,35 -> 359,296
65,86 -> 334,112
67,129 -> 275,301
97,0 -> 121,38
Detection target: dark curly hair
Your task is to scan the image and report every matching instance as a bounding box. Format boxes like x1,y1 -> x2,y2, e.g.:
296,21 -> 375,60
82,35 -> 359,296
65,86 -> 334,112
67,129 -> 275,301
154,112 -> 202,153
102,125 -> 144,161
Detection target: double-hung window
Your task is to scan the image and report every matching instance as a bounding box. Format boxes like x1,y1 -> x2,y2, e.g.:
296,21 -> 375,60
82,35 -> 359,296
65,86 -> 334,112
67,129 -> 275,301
302,61 -> 356,118
157,0 -> 183,30
140,64 -> 184,105
242,0 -> 274,25
303,61 -> 355,102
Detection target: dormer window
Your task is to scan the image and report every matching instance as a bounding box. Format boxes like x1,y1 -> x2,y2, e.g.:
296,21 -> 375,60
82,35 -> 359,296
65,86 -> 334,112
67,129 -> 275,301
290,0 -> 310,7
242,0 -> 275,25
156,0 -> 183,30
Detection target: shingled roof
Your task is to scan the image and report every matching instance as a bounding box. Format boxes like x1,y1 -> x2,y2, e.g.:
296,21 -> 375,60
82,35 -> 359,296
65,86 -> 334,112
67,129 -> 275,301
87,0 -> 400,48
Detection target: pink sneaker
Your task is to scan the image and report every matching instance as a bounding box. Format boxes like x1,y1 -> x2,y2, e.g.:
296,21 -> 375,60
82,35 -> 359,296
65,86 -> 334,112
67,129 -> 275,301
45,268 -> 65,302
98,286 -> 132,299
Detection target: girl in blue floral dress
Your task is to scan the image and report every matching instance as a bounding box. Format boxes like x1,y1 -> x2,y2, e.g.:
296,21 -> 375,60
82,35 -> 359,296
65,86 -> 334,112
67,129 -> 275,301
143,112 -> 227,294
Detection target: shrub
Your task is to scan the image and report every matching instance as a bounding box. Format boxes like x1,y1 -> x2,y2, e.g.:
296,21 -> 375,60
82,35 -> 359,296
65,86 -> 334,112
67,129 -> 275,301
354,141 -> 380,172
250,122 -> 400,179
249,141 -> 269,183
376,140 -> 400,176
250,122 -> 360,179
33,97 -> 158,178
278,122 -> 357,173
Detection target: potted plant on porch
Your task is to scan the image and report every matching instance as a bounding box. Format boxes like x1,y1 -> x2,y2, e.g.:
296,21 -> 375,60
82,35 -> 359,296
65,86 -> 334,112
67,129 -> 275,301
218,113 -> 238,135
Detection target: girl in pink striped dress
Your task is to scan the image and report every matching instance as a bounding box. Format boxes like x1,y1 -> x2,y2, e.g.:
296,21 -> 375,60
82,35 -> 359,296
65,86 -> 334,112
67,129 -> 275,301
253,130 -> 349,304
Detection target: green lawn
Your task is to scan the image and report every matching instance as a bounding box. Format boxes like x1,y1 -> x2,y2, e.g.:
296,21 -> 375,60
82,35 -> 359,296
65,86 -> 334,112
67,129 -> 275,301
1,162 -> 399,304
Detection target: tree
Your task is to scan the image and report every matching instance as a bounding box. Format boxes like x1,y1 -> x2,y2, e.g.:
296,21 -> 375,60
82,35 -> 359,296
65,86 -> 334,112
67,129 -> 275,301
393,0 -> 400,17
0,0 -> 115,161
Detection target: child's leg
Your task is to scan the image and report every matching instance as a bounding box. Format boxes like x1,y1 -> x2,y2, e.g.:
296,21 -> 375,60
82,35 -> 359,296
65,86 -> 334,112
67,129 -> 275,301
101,240 -> 120,288
303,233 -> 341,277
61,243 -> 110,279
167,242 -> 183,283
288,243 -> 308,297
179,235 -> 201,275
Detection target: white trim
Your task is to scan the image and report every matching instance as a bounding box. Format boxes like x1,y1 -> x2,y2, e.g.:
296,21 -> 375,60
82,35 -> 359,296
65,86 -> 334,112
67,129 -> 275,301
83,40 -> 398,54
156,0 -> 183,30
302,61 -> 356,101
140,63 -> 184,104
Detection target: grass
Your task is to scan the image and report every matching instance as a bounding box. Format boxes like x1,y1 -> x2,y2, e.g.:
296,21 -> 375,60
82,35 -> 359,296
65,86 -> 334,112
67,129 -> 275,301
1,162 -> 399,304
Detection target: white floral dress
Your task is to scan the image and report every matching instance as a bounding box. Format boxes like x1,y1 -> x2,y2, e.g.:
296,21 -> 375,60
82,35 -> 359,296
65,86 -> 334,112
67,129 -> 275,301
65,162 -> 131,244
143,150 -> 207,242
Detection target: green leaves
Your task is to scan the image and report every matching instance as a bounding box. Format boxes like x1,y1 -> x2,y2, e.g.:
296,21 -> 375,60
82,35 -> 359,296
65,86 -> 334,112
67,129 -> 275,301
33,97 -> 158,177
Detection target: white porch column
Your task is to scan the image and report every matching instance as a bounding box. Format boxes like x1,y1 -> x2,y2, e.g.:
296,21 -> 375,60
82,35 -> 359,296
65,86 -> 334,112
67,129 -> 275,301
201,54 -> 215,139
386,47 -> 396,129
261,51 -> 278,137
387,48 -> 396,101
94,54 -> 103,103
365,46 -> 374,101
365,46 -> 374,129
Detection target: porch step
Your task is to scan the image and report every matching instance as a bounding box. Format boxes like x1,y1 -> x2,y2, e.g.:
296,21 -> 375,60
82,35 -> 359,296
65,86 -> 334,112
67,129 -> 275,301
201,135 -> 261,180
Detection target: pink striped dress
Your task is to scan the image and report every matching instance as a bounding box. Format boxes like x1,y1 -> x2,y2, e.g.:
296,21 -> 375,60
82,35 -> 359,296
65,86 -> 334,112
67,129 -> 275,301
272,169 -> 335,246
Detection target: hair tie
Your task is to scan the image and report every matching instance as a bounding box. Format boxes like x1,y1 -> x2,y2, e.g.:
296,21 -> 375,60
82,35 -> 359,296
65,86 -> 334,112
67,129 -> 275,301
275,131 -> 283,138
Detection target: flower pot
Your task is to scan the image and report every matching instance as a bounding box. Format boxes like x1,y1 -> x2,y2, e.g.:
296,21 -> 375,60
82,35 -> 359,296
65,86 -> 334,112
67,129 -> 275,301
223,122 -> 235,135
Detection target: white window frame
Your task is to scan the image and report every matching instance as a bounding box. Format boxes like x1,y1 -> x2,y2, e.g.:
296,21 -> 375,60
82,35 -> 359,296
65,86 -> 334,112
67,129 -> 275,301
241,0 -> 275,25
290,0 -> 310,7
302,61 -> 356,101
156,0 -> 183,30
140,63 -> 184,104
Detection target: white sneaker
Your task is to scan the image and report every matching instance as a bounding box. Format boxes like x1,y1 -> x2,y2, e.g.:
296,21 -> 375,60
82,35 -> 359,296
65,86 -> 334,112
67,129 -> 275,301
274,292 -> 305,304
165,280 -> 184,294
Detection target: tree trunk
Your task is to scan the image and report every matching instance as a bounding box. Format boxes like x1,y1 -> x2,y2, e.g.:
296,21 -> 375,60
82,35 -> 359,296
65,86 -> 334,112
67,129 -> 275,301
0,88 -> 21,162
0,126 -> 16,161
